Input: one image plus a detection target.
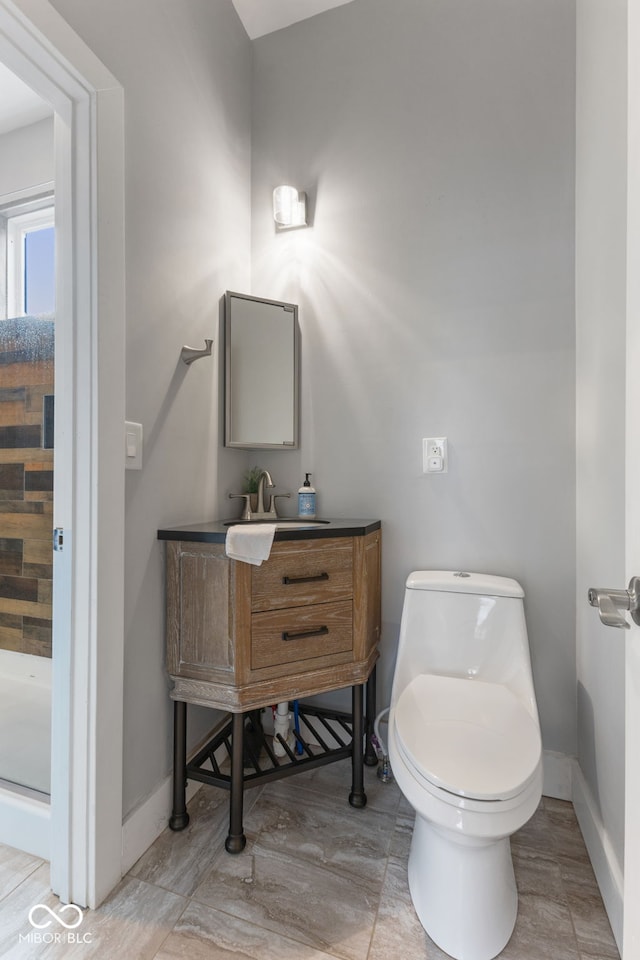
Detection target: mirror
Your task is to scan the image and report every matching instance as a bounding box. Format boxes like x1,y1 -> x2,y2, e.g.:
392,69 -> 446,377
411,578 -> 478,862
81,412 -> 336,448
224,290 -> 299,449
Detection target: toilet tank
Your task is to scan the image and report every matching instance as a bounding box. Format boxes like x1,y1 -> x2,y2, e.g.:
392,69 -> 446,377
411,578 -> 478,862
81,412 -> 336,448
390,571 -> 536,715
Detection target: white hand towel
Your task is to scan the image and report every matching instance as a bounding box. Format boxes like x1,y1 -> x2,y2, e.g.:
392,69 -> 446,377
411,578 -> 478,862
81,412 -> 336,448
225,523 -> 276,566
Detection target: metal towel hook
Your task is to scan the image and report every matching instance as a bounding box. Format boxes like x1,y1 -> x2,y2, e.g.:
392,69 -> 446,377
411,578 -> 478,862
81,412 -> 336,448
587,576 -> 640,629
180,339 -> 213,365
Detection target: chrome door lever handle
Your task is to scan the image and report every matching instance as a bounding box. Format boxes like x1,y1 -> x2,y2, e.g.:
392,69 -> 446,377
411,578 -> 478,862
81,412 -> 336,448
587,576 -> 640,629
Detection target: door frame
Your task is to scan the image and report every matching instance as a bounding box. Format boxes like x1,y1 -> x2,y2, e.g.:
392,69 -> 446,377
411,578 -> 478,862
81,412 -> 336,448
625,0 -> 640,952
0,0 -> 125,908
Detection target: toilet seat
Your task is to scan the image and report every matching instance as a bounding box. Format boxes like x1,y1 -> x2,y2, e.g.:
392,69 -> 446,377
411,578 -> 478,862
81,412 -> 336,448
394,674 -> 541,802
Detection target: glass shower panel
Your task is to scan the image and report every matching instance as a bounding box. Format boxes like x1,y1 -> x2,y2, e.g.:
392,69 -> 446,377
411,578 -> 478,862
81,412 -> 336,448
0,317 -> 53,794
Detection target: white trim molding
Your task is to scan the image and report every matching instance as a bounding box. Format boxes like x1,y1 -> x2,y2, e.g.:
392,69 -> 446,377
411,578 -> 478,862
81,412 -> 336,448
122,778 -> 202,877
572,761 -> 623,953
0,784 -> 50,860
121,723 -> 230,875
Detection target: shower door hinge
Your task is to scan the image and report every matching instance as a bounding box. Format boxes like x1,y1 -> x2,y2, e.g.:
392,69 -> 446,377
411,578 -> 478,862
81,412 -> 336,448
53,527 -> 64,551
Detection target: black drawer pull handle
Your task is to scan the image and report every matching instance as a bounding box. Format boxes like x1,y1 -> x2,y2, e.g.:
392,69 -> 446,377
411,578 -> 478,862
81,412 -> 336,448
282,572 -> 330,585
282,625 -> 329,642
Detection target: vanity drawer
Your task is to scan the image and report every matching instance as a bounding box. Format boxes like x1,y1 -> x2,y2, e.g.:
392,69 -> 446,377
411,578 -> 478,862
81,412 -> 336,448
251,538 -> 353,612
251,600 -> 353,671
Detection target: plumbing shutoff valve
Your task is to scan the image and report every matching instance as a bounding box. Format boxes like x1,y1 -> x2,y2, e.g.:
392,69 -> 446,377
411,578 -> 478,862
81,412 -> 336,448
423,437 -> 448,474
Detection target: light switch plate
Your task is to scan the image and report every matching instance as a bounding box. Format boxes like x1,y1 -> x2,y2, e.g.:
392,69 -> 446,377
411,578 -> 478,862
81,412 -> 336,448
125,421 -> 143,470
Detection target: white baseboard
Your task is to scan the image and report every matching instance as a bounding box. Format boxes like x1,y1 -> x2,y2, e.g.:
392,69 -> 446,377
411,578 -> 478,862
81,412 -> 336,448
572,761 -> 623,953
121,774 -> 202,875
121,721 -> 231,875
541,751 -> 623,953
0,784 -> 50,860
542,749 -> 573,800
119,743 -> 583,888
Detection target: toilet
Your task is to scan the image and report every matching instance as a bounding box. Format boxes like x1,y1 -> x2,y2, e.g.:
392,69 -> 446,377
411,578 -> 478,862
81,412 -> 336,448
388,571 -> 542,960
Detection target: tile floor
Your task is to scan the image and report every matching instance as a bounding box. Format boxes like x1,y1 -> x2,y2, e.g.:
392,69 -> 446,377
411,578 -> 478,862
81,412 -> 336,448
0,758 -> 620,960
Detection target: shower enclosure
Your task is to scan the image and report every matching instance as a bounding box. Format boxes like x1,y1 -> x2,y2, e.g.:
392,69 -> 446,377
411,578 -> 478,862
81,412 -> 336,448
0,315 -> 54,796
0,59 -> 55,800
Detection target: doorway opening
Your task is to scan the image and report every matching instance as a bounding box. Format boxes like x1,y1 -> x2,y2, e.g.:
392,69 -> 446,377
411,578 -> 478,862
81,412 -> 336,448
0,0 -> 125,909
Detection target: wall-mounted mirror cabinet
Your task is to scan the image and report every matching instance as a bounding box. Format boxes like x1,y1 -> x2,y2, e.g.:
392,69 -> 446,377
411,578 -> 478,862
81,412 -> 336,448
224,290 -> 299,449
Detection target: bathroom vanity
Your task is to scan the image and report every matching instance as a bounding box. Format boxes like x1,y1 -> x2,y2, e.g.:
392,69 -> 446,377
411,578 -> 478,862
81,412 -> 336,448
158,518 -> 381,852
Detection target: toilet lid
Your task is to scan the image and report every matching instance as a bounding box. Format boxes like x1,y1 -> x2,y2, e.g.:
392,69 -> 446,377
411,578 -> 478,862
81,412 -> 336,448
394,675 -> 541,801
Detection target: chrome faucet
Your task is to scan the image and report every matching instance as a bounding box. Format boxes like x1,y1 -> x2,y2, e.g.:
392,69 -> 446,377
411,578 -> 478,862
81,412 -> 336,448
256,470 -> 275,516
228,470 -> 290,520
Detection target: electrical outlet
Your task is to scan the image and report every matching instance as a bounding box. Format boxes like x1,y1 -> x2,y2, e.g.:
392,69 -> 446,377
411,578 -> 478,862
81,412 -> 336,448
423,437 -> 448,474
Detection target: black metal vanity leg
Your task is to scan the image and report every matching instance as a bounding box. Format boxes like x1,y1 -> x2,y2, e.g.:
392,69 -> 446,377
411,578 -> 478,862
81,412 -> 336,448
169,700 -> 190,830
349,683 -> 367,808
364,663 -> 378,766
225,711 -> 247,853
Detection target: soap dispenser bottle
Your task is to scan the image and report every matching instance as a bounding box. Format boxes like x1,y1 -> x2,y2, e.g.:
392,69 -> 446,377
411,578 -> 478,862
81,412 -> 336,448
298,473 -> 316,518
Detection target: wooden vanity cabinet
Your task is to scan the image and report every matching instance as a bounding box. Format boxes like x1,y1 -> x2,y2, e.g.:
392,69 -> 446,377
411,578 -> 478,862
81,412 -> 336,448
160,520 -> 381,848
166,529 -> 381,712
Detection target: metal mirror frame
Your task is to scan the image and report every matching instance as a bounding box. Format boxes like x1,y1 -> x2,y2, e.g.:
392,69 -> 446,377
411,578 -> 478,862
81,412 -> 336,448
224,290 -> 300,449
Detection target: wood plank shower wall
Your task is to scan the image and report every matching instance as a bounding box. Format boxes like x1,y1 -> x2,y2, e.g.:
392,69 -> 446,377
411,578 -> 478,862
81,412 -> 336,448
0,318 -> 53,658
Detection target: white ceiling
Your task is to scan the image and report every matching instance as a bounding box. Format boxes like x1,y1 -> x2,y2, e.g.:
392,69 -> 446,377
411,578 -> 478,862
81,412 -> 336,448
0,60 -> 52,137
232,0 -> 354,39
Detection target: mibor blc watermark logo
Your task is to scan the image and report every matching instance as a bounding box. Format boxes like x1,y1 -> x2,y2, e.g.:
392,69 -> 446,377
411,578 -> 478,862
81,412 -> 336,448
19,903 -> 94,945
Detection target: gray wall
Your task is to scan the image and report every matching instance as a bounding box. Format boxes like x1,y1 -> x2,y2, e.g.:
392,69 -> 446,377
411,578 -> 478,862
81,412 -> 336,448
250,0 -> 577,760
49,0 -> 252,816
575,0 -> 626,918
43,0 -> 579,820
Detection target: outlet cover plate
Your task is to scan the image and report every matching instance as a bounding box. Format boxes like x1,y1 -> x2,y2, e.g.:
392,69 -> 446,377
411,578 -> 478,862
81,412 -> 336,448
423,437 -> 448,474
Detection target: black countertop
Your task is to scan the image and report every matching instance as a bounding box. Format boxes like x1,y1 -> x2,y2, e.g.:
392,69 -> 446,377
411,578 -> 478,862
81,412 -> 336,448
157,518 -> 381,544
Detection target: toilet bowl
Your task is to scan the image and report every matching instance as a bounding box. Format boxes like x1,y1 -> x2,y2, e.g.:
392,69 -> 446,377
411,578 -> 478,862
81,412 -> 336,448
388,571 -> 542,960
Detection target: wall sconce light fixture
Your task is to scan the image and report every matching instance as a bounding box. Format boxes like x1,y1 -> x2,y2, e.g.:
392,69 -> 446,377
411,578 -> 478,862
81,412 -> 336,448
273,185 -> 307,229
